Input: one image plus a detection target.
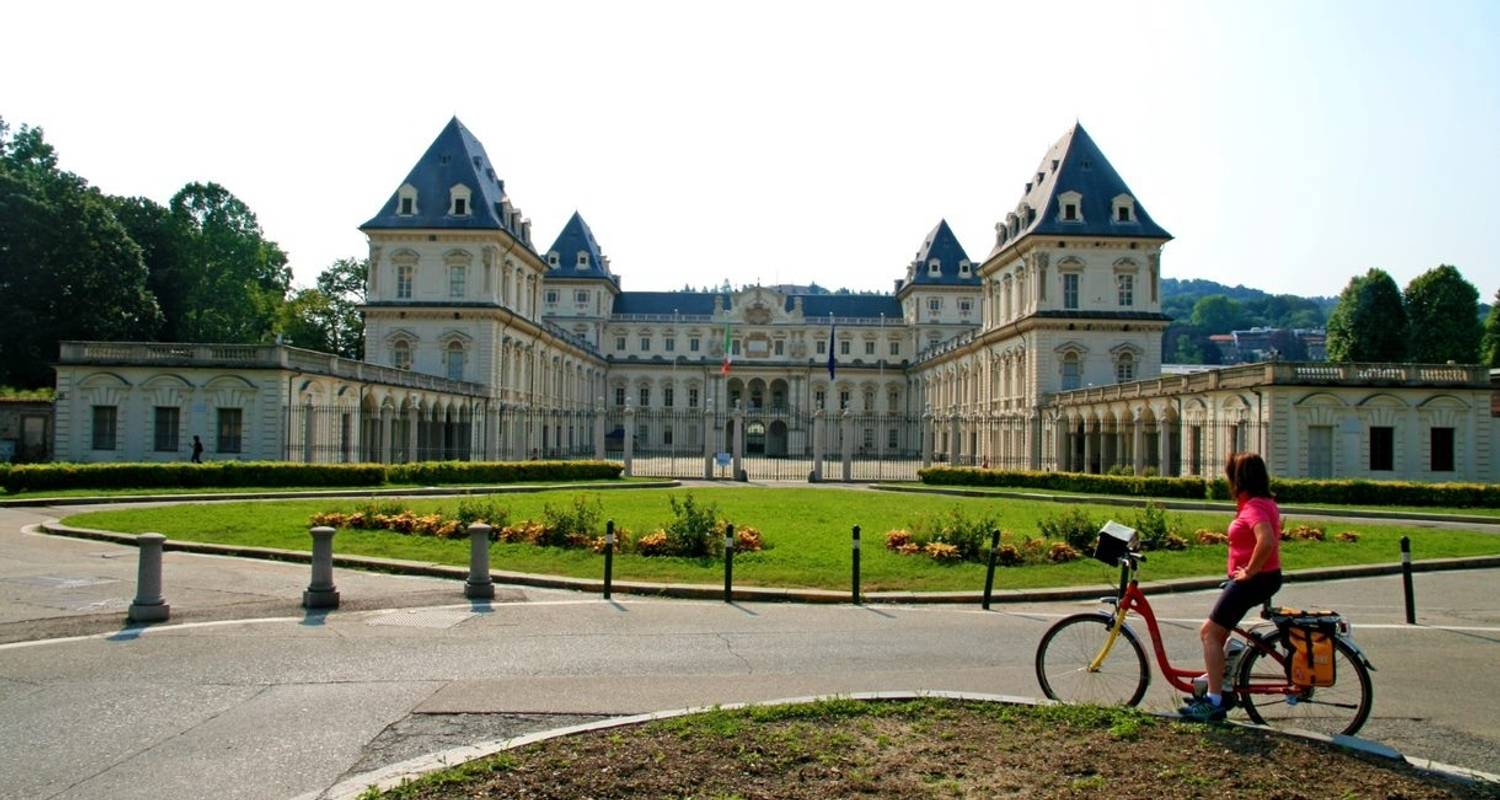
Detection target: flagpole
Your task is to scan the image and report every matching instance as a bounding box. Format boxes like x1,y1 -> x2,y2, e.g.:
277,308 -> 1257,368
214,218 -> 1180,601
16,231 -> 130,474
878,311 -> 884,482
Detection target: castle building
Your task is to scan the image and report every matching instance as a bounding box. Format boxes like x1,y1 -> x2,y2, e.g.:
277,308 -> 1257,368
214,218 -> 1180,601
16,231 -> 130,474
49,118 -> 1497,482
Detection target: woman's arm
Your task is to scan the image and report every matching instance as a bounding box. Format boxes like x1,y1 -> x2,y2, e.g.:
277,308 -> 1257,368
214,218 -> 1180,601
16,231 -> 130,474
1232,521 -> 1278,582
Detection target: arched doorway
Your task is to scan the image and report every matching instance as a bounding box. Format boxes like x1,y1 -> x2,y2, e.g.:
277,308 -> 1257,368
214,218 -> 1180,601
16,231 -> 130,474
767,420 -> 788,457
746,421 -> 766,454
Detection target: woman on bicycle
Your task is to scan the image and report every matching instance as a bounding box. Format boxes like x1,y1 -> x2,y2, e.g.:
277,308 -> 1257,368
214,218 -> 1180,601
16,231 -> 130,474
1181,451 -> 1283,721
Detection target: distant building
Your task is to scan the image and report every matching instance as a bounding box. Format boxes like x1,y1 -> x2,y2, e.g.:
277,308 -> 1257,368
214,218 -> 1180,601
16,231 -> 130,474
1209,327 -> 1327,364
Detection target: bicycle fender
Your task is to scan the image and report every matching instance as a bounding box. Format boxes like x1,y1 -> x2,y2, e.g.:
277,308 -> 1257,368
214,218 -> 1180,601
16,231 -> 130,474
1339,635 -> 1376,672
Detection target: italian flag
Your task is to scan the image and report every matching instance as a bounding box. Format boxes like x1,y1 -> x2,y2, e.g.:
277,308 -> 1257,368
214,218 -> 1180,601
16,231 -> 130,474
720,323 -> 733,376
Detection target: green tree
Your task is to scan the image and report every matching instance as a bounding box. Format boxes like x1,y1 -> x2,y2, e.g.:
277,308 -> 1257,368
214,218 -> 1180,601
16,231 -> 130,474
279,257 -> 367,359
168,182 -> 291,343
1482,289 -> 1500,368
1325,269 -> 1407,362
108,195 -> 189,340
1189,294 -> 1245,333
0,119 -> 161,387
1403,265 -> 1481,363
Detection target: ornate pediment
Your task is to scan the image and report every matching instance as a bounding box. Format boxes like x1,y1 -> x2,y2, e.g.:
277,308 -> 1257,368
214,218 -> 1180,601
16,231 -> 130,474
729,286 -> 790,325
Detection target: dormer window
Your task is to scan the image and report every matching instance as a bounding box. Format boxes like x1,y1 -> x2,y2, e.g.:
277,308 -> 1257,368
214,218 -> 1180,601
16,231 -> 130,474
927,259 -> 941,276
448,184 -> 472,217
1112,194 -> 1136,224
577,252 -> 590,270
547,252 -> 559,267
1058,191 -> 1083,223
958,260 -> 972,277
397,184 -> 418,216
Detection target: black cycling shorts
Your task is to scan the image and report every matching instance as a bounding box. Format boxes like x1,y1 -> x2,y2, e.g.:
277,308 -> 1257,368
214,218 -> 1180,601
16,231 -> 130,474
1209,570 -> 1283,629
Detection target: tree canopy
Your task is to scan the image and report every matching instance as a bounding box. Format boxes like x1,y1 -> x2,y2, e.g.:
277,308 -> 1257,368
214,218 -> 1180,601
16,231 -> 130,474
1325,269 -> 1408,363
1403,265 -> 1481,364
1482,289 -> 1500,369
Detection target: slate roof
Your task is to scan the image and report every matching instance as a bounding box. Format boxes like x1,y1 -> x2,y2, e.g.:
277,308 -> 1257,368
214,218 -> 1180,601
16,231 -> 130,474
362,117 -> 534,250
543,212 -> 616,283
906,219 -> 978,287
990,123 -> 1171,258
611,291 -> 903,320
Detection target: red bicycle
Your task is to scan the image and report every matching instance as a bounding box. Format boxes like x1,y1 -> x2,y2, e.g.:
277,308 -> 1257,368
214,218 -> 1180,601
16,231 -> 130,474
1034,551 -> 1376,736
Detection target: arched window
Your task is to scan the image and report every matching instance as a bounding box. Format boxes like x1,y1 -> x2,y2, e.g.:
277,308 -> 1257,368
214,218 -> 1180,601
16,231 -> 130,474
445,341 -> 465,381
1115,352 -> 1135,383
392,340 -> 412,370
1061,353 -> 1081,391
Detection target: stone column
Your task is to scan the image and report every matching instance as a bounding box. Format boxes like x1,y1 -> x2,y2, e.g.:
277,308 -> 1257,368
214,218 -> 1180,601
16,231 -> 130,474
302,526 -> 339,609
622,405 -> 635,477
465,523 -> 495,600
841,408 -> 853,482
949,415 -> 962,465
1132,409 -> 1147,475
812,409 -> 825,481
382,408 -> 395,464
594,400 -> 607,460
127,533 -> 169,622
1054,416 -> 1068,472
1029,412 -> 1042,470
1158,417 -> 1174,476
703,406 -> 715,479
1083,420 -> 1096,474
732,403 -> 745,480
921,410 -> 934,468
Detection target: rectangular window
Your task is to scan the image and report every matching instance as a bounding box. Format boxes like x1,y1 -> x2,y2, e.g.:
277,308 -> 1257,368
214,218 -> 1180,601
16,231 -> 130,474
864,341 -> 875,356
545,290 -> 558,304
399,197 -> 413,215
397,265 -> 413,299
840,340 -> 850,356
1431,427 -> 1455,472
888,428 -> 899,449
863,428 -> 874,448
615,337 -> 626,351
664,425 -> 674,445
453,197 -> 467,216
731,340 -> 741,356
665,338 -> 675,352
216,408 -> 243,454
615,387 -> 625,406
1369,426 -> 1394,471
1117,206 -> 1129,222
815,390 -> 826,409
889,391 -> 899,411
959,299 -> 972,313
889,341 -> 899,356
689,337 -> 700,352
1063,273 -> 1080,310
1064,203 -> 1077,221
928,298 -> 941,311
637,424 -> 648,445
664,387 -> 675,408
1307,426 -> 1333,478
1117,274 -> 1134,307
153,406 -> 180,452
839,391 -> 850,409
640,337 -> 650,352
639,387 -> 650,407
688,388 -> 699,407
450,265 -> 467,298
91,405 -> 117,450
774,340 -> 784,356
574,290 -> 589,304
816,340 -> 826,355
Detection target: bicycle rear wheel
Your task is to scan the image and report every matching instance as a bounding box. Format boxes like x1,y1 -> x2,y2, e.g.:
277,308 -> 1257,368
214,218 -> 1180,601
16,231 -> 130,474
1035,613 -> 1150,706
1235,630 -> 1373,737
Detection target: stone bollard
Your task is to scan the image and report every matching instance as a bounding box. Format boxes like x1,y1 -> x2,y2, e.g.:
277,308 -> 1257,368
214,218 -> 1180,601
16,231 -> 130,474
302,526 -> 340,609
127,533 -> 170,623
466,523 -> 496,600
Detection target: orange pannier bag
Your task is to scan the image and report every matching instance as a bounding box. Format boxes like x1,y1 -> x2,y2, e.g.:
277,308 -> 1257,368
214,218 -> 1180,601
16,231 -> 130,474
1275,608 -> 1339,687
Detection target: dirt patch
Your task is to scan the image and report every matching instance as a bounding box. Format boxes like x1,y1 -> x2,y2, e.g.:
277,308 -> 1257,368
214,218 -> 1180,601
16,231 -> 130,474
368,699 -> 1497,799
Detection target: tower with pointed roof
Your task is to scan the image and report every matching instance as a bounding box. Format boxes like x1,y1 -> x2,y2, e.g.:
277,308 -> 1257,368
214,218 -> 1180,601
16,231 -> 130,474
894,219 -> 983,355
540,211 -> 621,350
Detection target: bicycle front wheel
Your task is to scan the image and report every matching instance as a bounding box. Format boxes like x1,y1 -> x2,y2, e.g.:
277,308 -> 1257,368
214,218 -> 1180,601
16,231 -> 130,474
1035,613 -> 1149,706
1235,630 -> 1373,737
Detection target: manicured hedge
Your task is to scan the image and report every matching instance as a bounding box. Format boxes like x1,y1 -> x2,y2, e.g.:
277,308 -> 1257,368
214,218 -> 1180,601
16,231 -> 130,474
919,467 -> 1500,508
1,460 -> 623,494
917,467 -> 1209,499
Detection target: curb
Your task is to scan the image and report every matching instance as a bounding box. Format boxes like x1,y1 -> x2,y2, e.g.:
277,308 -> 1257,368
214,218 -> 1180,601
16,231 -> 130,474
868,484 -> 1500,527
36,520 -> 1500,605
291,691 -> 1498,800
0,480 -> 681,508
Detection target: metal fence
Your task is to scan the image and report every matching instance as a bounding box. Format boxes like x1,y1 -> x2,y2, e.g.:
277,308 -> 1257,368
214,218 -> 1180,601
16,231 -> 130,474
282,404 -> 600,464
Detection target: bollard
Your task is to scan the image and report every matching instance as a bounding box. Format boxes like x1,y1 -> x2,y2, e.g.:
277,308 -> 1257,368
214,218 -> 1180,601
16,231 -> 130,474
851,525 -> 862,605
466,523 -> 495,600
981,528 -> 1001,611
1400,535 -> 1416,625
127,533 -> 170,623
303,526 -> 340,609
603,519 -> 615,600
723,523 -> 735,603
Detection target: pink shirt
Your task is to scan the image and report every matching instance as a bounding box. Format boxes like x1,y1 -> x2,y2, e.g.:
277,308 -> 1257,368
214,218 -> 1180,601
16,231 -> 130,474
1227,495 -> 1282,575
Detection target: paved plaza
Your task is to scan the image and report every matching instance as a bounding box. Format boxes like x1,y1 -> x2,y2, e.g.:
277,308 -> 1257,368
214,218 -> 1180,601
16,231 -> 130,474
1,497 -> 1497,799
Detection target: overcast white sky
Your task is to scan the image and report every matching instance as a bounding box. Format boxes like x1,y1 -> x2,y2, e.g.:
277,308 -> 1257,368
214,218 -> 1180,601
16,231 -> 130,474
4,1 -> 1497,299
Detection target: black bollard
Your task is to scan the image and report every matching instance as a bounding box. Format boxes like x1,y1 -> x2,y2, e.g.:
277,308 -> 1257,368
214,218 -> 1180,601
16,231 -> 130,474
982,528 -> 1001,610
1400,535 -> 1416,625
723,523 -> 735,603
851,525 -> 862,605
603,519 -> 615,600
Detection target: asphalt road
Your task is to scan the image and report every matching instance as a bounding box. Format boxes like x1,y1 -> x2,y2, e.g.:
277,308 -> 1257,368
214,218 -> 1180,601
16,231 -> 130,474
1,500 -> 1497,799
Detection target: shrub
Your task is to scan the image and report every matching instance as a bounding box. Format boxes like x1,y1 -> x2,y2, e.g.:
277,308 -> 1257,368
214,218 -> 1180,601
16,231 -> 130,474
538,496 -> 604,548
635,530 -> 670,556
724,523 -> 765,553
994,543 -> 1024,566
923,542 -> 961,562
1195,529 -> 1228,545
1019,536 -> 1051,565
386,460 -> 623,486
1037,508 -> 1100,552
456,498 -> 509,528
1162,533 -> 1189,551
885,530 -> 913,551
663,494 -> 719,558
591,525 -> 631,554
1047,542 -> 1082,563
1336,531 -> 1360,543
917,467 -> 1209,500
1286,524 -> 1325,542
908,508 -> 997,562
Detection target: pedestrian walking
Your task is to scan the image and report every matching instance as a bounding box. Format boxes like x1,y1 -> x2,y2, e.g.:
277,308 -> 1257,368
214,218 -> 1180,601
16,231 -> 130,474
191,435 -> 204,463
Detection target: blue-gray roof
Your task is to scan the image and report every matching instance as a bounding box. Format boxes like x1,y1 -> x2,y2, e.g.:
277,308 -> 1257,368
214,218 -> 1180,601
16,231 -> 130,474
361,117 -> 534,250
543,212 -> 616,282
907,219 -> 978,287
991,123 -> 1171,256
611,291 -> 901,320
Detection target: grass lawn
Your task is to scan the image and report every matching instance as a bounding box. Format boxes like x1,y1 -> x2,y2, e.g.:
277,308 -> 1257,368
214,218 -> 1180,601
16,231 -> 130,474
361,699 -> 1491,800
2,477 -> 660,501
64,486 -> 1500,593
877,482 -> 1500,519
